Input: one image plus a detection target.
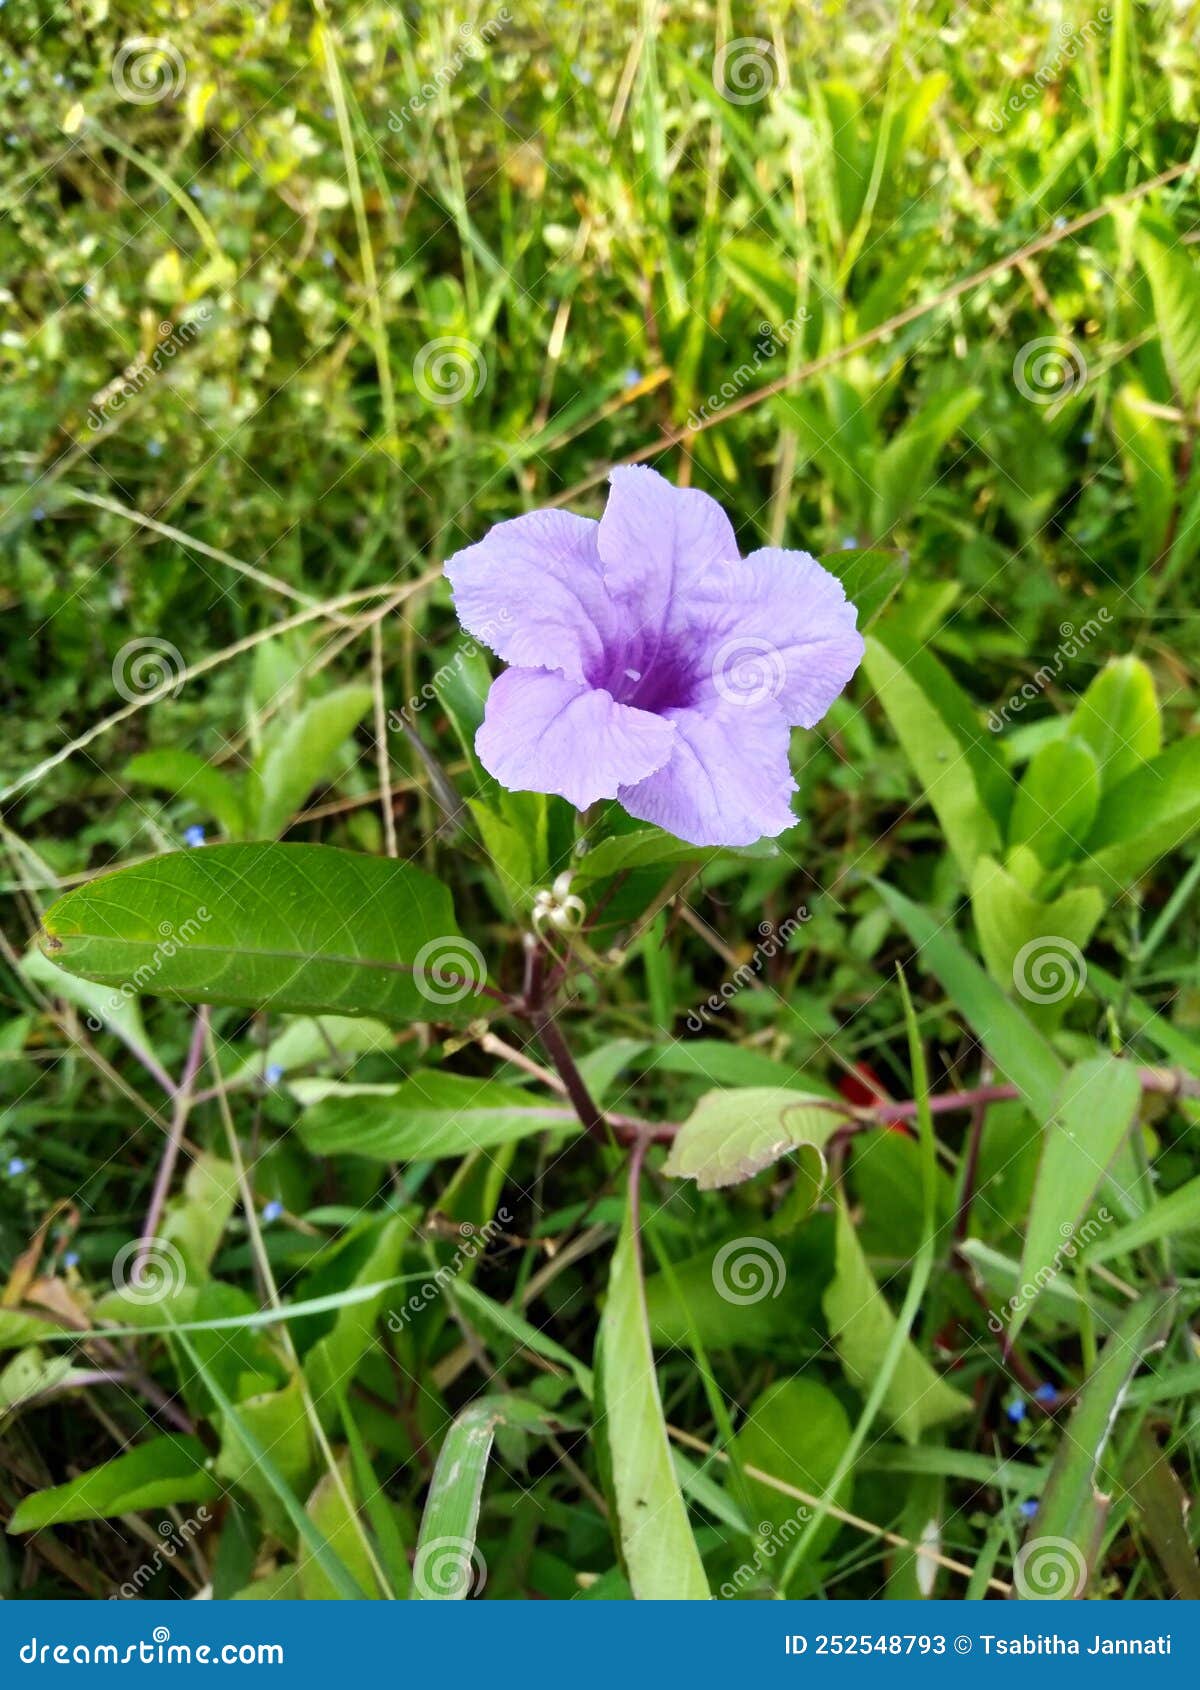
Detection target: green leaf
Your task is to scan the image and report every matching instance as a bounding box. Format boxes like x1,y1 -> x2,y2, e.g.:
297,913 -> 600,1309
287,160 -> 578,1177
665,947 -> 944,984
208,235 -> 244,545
875,881 -> 1065,1121
254,684 -> 373,837
822,1205 -> 970,1443
21,945 -> 165,1075
1110,385 -> 1174,565
1068,657 -> 1161,792
304,1216 -> 408,1411
1023,1291 -> 1174,1597
1082,737 -> 1200,886
298,1458 -> 383,1601
817,548 -> 907,627
572,826 -> 749,885
214,1375 -> 314,1540
298,1071 -> 572,1162
1012,1056 -> 1143,1339
161,1152 -> 237,1274
40,843 -> 487,1026
449,1280 -> 594,1398
8,1435 -> 218,1532
412,1396 -> 556,1598
224,1014 -> 392,1090
1087,1173 -> 1200,1264
1136,216 -> 1200,403
871,386 -> 981,535
970,855 -> 1103,1029
1008,736 -> 1100,870
734,1378 -> 853,1565
865,631 -> 1010,876
595,1208 -> 710,1599
125,749 -> 247,840
663,1087 -> 842,1190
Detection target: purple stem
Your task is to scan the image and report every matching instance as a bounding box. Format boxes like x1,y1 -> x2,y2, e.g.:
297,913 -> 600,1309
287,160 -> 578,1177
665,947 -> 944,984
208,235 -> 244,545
134,1008 -> 208,1280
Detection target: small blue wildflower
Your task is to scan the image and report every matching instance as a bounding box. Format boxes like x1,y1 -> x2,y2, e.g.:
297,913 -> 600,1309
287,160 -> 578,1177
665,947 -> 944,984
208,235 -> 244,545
83,282 -> 94,298
322,104 -> 334,119
321,249 -> 335,268
63,1250 -> 80,1270
1006,1398 -> 1026,1424
188,185 -> 202,200
147,439 -> 163,458
262,1199 -> 284,1223
32,506 -> 44,522
839,537 -> 857,550
1053,215 -> 1068,230
1034,1382 -> 1057,1404
183,824 -> 206,847
622,368 -> 641,388
7,1157 -> 28,1176
265,1063 -> 285,1085
573,64 -> 593,86
1019,1499 -> 1039,1519
1081,429 -> 1094,444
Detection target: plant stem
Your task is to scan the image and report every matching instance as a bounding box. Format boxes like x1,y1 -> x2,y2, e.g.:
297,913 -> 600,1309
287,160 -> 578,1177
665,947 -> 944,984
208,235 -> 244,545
135,1008 -> 207,1277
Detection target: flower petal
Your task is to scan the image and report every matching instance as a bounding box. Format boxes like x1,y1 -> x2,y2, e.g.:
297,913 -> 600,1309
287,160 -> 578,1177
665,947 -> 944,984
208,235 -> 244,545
476,668 -> 676,810
444,510 -> 616,684
618,696 -> 797,847
690,547 -> 864,726
597,466 -> 739,642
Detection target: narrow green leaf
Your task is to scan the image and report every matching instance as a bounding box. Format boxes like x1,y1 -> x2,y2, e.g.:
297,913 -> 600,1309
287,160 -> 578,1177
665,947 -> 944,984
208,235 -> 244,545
255,684 -> 373,837
734,1379 -> 853,1566
1068,656 -> 1161,792
595,1208 -> 710,1598
1087,1173 -> 1200,1264
818,547 -> 907,627
1136,216 -> 1200,403
125,749 -> 247,840
1082,738 -> 1200,886
298,1071 -> 573,1161
8,1436 -> 218,1532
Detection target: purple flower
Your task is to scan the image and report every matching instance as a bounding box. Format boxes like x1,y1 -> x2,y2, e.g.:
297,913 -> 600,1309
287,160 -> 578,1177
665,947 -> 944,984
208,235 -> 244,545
183,824 -> 206,848
445,468 -> 863,846
262,1199 -> 284,1223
